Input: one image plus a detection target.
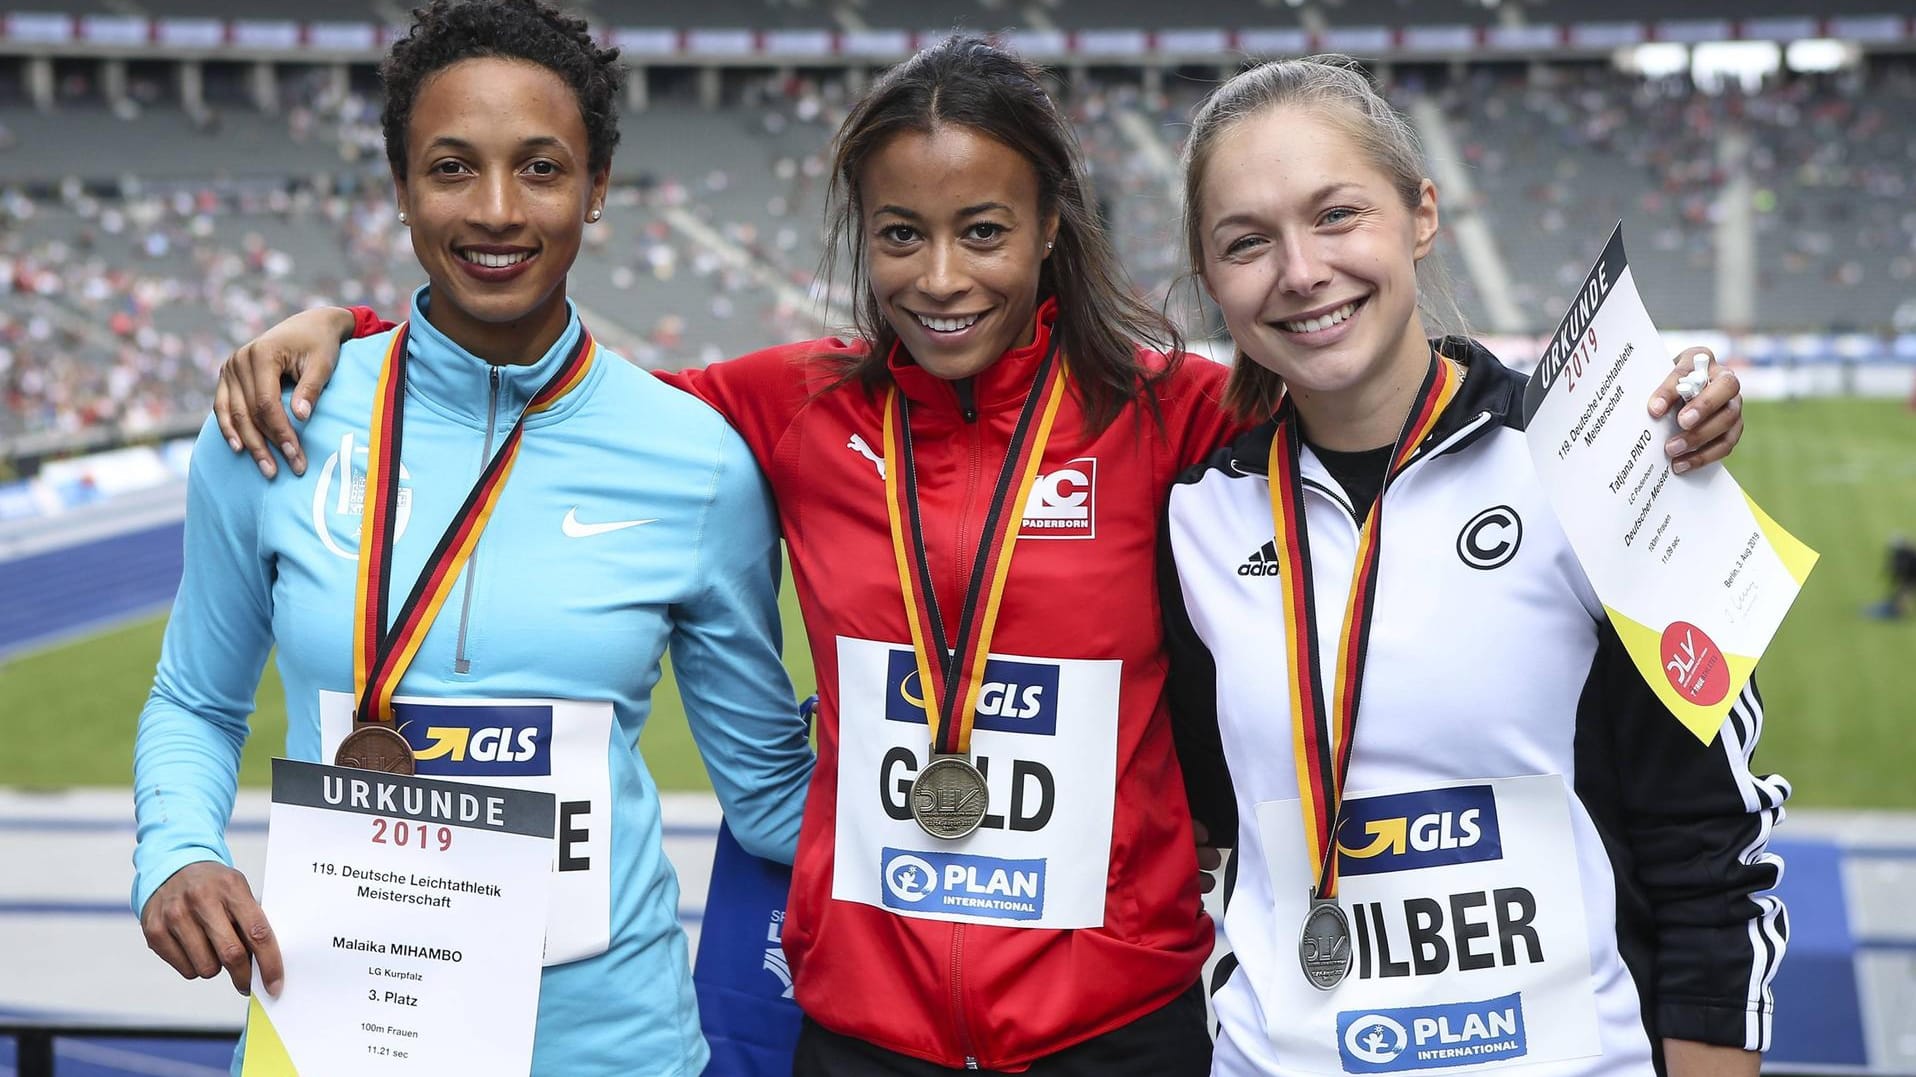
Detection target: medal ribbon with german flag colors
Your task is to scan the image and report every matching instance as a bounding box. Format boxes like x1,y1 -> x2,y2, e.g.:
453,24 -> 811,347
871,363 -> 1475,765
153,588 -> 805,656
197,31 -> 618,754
353,323 -> 597,725
1268,349 -> 1462,902
883,334 -> 1067,758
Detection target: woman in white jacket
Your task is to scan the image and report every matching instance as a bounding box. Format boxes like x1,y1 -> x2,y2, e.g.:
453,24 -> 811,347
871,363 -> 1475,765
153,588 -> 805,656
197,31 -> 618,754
1161,55 -> 1785,1077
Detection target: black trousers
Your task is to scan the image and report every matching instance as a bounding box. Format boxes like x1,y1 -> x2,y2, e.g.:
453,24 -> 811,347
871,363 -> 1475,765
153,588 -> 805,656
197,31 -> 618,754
790,980 -> 1210,1076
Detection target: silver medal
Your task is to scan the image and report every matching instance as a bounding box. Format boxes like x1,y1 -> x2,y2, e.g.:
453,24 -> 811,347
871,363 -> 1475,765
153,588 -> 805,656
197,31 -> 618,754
1298,897 -> 1353,990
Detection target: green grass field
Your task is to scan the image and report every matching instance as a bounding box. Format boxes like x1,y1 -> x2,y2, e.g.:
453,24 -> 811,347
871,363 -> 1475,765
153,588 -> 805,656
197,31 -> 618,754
3,397 -> 1911,806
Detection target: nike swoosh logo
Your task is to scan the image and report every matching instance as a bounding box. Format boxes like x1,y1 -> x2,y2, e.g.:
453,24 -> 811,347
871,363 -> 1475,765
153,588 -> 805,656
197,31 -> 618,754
562,508 -> 658,538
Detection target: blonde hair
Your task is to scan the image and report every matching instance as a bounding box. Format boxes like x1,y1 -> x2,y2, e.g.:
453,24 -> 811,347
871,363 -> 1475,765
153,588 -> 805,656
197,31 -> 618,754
1181,55 -> 1469,420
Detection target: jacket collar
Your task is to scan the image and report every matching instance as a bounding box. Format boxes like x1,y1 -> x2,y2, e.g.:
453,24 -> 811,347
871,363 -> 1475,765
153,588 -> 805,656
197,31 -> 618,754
884,297 -> 1059,418
1227,336 -> 1525,477
399,285 -> 600,431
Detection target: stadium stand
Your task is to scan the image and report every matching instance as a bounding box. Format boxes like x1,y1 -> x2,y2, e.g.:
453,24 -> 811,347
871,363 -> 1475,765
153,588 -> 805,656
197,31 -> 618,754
3,13 -> 1916,1077
3,34 -> 1914,456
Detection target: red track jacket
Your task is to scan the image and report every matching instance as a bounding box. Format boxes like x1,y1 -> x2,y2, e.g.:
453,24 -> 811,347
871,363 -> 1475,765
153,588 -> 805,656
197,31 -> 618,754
667,304 -> 1236,1068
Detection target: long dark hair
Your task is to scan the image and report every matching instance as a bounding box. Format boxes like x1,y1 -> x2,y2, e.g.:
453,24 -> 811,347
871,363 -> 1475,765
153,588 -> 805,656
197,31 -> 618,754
821,36 -> 1180,435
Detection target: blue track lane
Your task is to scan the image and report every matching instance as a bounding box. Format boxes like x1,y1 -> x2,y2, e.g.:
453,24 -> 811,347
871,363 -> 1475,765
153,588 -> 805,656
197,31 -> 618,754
0,521 -> 184,656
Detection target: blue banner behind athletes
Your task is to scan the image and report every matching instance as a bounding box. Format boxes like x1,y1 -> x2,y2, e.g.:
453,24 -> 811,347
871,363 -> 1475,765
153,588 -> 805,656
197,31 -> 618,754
693,818 -> 800,1077
692,696 -> 811,1077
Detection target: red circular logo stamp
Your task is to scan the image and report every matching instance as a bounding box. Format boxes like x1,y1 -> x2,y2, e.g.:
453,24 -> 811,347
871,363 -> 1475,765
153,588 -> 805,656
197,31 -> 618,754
1659,620 -> 1729,706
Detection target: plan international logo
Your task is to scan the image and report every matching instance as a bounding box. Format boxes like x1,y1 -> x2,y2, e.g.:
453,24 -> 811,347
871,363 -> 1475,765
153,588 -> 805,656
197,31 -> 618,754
880,847 -> 1047,922
1337,993 -> 1529,1073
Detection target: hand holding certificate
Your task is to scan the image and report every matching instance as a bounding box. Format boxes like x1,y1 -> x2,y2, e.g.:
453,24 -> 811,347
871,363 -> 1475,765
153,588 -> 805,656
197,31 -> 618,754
241,759 -> 553,1076
1523,224 -> 1818,742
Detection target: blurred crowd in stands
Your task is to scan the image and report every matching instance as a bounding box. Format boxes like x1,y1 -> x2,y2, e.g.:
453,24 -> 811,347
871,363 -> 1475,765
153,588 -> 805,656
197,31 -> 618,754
3,58 -> 1912,454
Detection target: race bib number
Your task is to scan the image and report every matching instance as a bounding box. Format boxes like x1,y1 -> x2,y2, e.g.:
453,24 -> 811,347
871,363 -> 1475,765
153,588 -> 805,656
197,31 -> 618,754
319,691 -> 614,965
832,636 -> 1120,929
1253,775 -> 1601,1074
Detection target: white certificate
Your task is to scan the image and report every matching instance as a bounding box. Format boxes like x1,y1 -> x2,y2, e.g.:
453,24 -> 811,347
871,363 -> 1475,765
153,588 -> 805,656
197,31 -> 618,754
1522,224 -> 1817,742
241,759 -> 553,1076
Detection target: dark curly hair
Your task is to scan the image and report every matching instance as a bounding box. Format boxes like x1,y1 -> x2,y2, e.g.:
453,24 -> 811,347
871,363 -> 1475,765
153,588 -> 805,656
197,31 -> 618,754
379,0 -> 624,177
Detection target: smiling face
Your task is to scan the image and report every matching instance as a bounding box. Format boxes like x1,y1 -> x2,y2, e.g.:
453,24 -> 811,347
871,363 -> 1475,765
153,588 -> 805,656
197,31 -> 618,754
1198,104 -> 1439,422
858,124 -> 1059,381
394,57 -> 608,364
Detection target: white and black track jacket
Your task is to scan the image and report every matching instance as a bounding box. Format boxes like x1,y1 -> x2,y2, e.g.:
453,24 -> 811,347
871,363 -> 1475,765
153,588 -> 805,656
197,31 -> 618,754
1164,341 -> 1787,1077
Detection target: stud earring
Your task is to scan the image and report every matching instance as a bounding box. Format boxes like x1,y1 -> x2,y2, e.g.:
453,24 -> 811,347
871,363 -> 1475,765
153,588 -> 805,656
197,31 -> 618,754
397,212 -> 408,225
1045,240 -> 1054,250
589,208 -> 602,222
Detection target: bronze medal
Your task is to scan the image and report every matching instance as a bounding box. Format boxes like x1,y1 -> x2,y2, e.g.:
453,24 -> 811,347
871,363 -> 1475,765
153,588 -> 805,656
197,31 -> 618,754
1298,896 -> 1353,990
910,755 -> 989,840
333,723 -> 416,775
348,325 -> 595,751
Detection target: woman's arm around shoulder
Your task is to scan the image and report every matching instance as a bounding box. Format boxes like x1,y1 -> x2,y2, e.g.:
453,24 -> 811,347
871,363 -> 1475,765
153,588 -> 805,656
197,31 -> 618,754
656,336 -> 864,470
1150,351 -> 1248,472
665,419 -> 815,864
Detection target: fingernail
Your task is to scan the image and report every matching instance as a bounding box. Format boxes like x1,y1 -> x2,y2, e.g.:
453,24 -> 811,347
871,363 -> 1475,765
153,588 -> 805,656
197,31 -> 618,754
279,441 -> 299,462
258,457 -> 276,479
1665,437 -> 1687,456
1678,409 -> 1698,429
1673,460 -> 1690,474
227,437 -> 242,452
267,977 -> 283,997
293,398 -> 311,420
1648,397 -> 1667,417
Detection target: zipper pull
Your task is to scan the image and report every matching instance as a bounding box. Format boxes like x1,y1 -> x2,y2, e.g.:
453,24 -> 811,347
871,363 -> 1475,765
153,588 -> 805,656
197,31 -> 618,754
954,377 -> 978,423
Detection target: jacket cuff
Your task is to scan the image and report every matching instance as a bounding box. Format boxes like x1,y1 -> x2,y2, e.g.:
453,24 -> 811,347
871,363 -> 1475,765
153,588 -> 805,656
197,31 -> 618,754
1657,997 -> 1769,1051
132,848 -> 231,918
347,306 -> 394,340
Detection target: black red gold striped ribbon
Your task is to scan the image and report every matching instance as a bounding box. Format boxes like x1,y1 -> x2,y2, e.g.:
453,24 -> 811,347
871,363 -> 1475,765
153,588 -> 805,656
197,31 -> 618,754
352,323 -> 597,724
1269,350 -> 1462,901
883,335 -> 1067,757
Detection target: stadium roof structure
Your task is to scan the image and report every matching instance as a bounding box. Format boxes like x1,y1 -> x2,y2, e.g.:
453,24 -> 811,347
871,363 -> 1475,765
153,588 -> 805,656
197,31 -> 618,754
0,3 -> 1910,64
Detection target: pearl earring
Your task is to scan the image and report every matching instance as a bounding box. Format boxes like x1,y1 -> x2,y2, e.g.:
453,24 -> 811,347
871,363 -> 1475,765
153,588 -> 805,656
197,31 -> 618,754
589,208 -> 602,222
397,212 -> 408,225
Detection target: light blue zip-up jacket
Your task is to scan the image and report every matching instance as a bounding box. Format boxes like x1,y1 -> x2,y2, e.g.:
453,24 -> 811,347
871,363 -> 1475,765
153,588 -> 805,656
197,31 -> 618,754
133,287 -> 813,1075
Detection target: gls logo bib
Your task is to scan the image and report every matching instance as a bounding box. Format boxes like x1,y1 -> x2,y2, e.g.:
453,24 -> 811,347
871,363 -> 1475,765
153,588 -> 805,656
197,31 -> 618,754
834,636 -> 1120,928
1249,775 -> 1601,1075
320,691 -> 615,965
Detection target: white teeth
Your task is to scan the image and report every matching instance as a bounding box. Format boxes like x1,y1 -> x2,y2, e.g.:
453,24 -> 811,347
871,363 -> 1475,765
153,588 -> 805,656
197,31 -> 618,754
916,312 -> 982,333
461,250 -> 531,268
1280,301 -> 1359,334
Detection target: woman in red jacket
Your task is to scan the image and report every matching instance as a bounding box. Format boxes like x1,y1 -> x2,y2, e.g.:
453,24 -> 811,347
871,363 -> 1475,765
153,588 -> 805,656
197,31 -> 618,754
211,37 -> 1746,1076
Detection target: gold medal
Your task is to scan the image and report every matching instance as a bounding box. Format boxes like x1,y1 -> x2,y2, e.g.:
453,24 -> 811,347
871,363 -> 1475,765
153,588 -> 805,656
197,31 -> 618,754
909,755 -> 990,840
882,332 -> 1067,840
